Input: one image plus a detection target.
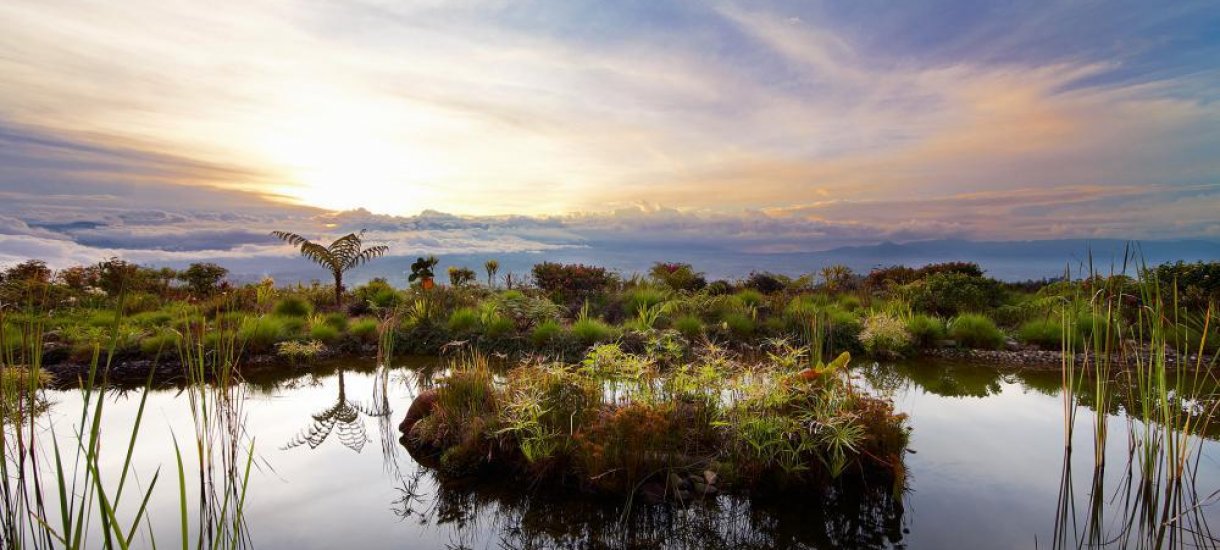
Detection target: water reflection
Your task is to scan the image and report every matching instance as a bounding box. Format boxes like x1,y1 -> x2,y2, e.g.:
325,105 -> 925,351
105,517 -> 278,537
392,470 -> 906,549
283,369 -> 389,453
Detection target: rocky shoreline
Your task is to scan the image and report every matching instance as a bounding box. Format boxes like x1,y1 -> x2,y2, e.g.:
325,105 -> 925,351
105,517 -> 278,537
35,344 -> 1215,386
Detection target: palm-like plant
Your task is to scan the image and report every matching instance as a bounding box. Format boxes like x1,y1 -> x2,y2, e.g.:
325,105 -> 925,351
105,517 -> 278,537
271,230 -> 388,306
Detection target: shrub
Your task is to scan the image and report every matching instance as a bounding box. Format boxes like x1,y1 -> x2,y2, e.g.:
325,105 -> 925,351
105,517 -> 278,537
354,278 -> 400,309
493,290 -> 565,329
909,273 -> 1002,316
448,307 -> 481,334
531,320 -> 563,347
865,265 -> 920,289
949,314 -> 1005,350
906,314 -> 946,348
309,323 -> 341,343
571,318 -> 616,346
349,318 -> 379,343
273,296 -> 313,317
858,313 -> 911,357
918,262 -> 984,278
744,272 -> 786,294
447,266 -> 477,287
531,262 -> 613,302
705,280 -> 733,296
673,314 -> 704,340
178,262 -> 228,297
648,262 -> 707,292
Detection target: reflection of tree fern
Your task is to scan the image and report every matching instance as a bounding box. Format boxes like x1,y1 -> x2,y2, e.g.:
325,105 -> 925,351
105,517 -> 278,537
283,370 -> 387,453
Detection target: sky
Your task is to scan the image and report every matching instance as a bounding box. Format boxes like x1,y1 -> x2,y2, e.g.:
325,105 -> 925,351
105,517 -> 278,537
1,0 -> 1219,274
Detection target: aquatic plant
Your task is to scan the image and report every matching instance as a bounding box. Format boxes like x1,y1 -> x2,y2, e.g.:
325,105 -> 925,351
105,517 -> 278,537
271,229 -> 389,306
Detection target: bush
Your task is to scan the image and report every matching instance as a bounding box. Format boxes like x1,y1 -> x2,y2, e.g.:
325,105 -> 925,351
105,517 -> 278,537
309,323 -> 341,343
571,318 -> 616,346
906,314 -> 946,349
705,280 -> 733,296
918,262 -> 984,278
354,278 -> 400,309
273,296 -> 313,317
648,262 -> 707,292
673,314 -> 704,340
493,290 -> 565,330
858,313 -> 911,357
909,273 -> 1002,317
447,266 -> 477,287
743,272 -> 786,294
865,265 -> 920,289
448,307 -> 481,334
178,262 -> 228,297
531,263 -> 613,302
949,314 -> 1005,350
349,318 -> 379,343
531,320 -> 563,347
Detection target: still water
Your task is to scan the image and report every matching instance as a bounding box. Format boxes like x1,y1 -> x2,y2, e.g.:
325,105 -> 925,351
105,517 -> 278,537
25,359 -> 1220,548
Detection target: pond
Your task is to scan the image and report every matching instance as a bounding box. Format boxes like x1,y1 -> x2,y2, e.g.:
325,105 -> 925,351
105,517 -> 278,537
13,358 -> 1220,549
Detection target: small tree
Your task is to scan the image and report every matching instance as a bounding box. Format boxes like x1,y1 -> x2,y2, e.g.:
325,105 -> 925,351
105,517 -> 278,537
408,256 -> 439,289
271,230 -> 389,306
179,262 -> 229,298
484,259 -> 500,288
448,266 -> 476,287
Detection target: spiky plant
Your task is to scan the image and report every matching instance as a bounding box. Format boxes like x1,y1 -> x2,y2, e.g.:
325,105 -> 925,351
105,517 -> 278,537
271,230 -> 389,306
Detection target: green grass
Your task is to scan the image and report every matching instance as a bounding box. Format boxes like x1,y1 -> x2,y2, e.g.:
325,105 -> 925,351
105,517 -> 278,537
272,295 -> 313,317
1018,318 -> 1064,349
723,312 -> 756,339
949,313 -> 1005,349
571,318 -> 616,346
239,315 -> 288,352
349,318 -> 379,343
531,320 -> 563,347
673,314 -> 704,340
623,286 -> 669,316
906,314 -> 946,348
309,322 -> 342,343
448,307 -> 481,334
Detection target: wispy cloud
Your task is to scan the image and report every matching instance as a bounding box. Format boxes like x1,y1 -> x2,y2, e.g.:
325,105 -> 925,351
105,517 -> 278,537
0,0 -> 1217,259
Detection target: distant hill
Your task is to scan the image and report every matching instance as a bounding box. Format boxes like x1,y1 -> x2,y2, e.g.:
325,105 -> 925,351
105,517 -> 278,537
207,238 -> 1220,286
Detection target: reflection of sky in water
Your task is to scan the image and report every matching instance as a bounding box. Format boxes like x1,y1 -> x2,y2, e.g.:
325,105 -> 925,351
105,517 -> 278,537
26,361 -> 1220,548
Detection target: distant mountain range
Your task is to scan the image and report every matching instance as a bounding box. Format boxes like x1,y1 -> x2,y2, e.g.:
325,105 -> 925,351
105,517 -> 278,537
207,238 -> 1220,286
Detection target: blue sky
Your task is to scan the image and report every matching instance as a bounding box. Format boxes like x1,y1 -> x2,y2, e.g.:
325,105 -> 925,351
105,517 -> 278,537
0,0 -> 1218,269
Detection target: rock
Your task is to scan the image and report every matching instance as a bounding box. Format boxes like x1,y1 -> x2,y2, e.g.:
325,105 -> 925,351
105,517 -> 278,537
703,470 -> 718,486
640,482 -> 667,504
399,389 -> 439,435
1004,339 -> 1020,351
668,472 -> 690,491
691,480 -> 717,496
936,339 -> 957,348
